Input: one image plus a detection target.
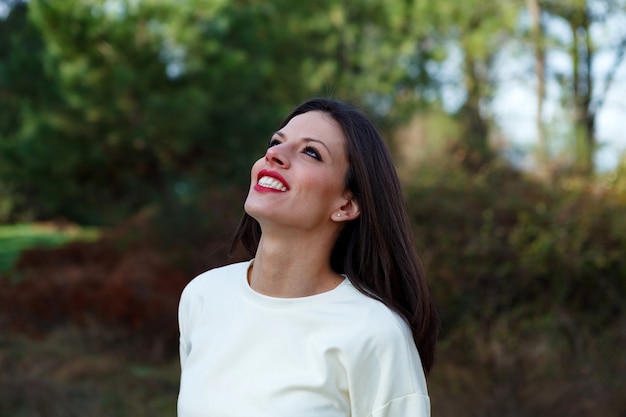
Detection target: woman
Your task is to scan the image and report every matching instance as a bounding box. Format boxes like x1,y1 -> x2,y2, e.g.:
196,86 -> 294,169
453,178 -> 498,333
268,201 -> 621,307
178,97 -> 439,417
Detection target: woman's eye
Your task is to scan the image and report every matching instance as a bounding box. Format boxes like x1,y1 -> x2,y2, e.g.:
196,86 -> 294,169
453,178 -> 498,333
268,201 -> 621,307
268,139 -> 281,148
303,146 -> 322,161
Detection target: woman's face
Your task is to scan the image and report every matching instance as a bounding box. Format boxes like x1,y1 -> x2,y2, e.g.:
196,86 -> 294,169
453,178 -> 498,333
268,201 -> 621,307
244,110 -> 352,231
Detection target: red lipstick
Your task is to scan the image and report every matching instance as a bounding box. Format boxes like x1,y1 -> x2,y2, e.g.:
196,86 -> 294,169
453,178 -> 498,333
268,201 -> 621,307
254,169 -> 290,192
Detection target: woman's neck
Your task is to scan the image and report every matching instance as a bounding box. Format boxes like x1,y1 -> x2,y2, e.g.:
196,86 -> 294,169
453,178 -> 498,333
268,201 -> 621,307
248,233 -> 342,298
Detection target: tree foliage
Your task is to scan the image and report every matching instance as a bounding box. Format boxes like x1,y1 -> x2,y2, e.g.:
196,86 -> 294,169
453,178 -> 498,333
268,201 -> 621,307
0,0 -> 624,223
0,0 -> 441,223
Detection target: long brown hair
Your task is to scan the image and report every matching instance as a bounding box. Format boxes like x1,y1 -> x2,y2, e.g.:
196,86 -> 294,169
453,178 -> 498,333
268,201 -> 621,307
231,97 -> 439,374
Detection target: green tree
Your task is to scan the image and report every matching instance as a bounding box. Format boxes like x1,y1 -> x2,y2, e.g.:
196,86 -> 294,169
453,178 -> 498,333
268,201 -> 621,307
2,0 -> 443,223
0,0 -> 60,221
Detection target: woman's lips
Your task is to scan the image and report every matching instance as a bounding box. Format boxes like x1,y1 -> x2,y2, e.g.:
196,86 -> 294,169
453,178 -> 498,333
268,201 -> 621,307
255,169 -> 290,192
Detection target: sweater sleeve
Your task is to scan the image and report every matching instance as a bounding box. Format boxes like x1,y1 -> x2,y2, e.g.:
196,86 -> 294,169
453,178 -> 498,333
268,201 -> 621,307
369,393 -> 430,417
349,304 -> 431,417
179,329 -> 189,370
178,283 -> 192,370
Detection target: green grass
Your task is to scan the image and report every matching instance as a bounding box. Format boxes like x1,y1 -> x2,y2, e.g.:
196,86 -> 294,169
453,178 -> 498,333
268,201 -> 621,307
0,223 -> 100,272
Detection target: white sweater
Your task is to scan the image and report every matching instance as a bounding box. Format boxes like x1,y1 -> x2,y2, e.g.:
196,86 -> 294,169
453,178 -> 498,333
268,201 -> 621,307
178,260 -> 430,417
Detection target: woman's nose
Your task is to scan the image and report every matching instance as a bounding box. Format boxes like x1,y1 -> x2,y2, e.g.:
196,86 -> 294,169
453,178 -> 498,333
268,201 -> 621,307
265,144 -> 290,168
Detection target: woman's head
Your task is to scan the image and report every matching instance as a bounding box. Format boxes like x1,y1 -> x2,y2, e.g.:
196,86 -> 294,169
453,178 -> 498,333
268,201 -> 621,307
278,99 -> 414,278
244,109 -> 359,234
232,97 -> 439,374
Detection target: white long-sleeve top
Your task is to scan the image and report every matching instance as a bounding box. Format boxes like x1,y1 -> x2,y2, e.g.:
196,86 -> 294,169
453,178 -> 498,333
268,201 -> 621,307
178,260 -> 430,417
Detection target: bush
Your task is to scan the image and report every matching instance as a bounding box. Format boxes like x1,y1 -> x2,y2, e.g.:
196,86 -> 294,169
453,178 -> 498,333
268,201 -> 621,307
407,161 -> 626,416
407,162 -> 626,335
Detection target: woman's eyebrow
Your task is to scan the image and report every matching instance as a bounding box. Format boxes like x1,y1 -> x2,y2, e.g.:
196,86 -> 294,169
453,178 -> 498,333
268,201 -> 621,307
274,131 -> 331,154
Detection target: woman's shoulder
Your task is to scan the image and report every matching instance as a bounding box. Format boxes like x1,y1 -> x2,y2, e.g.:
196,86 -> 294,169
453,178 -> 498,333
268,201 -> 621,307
181,260 -> 250,298
341,282 -> 415,348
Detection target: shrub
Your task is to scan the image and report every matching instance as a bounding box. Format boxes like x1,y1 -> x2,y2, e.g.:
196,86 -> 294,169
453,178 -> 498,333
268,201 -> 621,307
407,162 -> 626,336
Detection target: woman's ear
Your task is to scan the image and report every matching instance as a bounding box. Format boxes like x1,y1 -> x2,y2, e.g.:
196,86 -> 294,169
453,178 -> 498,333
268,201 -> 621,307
332,194 -> 360,222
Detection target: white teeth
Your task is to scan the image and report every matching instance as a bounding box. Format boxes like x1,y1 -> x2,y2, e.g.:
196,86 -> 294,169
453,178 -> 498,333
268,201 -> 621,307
258,176 -> 287,191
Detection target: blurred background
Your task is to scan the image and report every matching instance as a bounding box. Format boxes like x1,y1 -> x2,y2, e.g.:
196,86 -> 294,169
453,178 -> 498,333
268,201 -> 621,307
1,0 -> 625,415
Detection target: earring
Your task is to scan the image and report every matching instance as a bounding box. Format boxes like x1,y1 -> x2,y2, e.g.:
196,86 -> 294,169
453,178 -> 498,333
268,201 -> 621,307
336,213 -> 342,217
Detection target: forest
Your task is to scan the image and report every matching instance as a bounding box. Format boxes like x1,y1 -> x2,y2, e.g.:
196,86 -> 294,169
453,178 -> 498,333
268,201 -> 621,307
1,0 -> 625,416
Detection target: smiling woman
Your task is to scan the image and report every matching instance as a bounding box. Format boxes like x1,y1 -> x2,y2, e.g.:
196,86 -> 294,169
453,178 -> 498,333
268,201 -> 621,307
245,110 -> 354,236
177,98 -> 439,417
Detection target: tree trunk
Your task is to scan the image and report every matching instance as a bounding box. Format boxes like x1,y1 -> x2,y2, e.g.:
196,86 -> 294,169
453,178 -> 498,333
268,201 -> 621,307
569,5 -> 595,175
456,53 -> 492,171
543,0 -> 599,176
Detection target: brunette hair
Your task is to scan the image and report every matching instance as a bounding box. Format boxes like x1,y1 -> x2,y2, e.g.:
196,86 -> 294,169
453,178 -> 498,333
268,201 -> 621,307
231,97 -> 439,374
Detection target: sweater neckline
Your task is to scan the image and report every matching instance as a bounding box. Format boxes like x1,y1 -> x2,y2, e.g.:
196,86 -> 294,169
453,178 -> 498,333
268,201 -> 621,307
241,259 -> 350,307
